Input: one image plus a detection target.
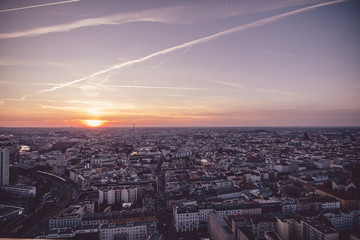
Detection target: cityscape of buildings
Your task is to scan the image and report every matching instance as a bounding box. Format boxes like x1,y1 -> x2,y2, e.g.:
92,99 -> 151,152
0,126 -> 359,240
1,1 -> 359,240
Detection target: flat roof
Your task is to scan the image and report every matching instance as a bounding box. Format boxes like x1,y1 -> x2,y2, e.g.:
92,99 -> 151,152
302,218 -> 337,234
250,213 -> 277,224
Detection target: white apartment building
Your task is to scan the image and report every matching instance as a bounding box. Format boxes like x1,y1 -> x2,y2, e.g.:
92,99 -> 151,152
121,186 -> 137,204
199,208 -> 215,223
99,186 -> 137,205
321,200 -> 340,210
99,223 -> 147,240
173,203 -> 261,233
282,199 -> 297,212
215,204 -> 261,219
81,212 -> 109,226
174,205 -> 200,232
49,205 -> 84,229
99,188 -> 115,205
323,209 -> 355,231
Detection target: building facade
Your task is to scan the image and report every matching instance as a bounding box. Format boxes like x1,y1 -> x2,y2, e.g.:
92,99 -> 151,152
1,185 -> 36,198
174,205 -> 200,232
301,218 -> 338,240
323,209 -> 355,232
99,223 -> 147,240
0,149 -> 9,186
250,213 -> 277,238
99,186 -> 138,205
173,203 -> 261,233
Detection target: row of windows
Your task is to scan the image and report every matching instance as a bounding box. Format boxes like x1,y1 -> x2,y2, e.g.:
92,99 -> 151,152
51,219 -> 81,224
102,228 -> 145,232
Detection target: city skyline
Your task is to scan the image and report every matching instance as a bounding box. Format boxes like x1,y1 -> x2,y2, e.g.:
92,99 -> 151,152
0,0 -> 359,127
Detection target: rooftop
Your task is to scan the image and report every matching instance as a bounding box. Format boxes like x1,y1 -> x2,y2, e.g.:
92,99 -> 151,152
302,217 -> 338,234
100,222 -> 147,229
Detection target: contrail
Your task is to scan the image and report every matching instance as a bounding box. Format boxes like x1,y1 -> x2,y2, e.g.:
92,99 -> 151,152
33,0 -> 344,97
0,0 -> 80,13
0,0 -> 333,40
0,7 -> 176,40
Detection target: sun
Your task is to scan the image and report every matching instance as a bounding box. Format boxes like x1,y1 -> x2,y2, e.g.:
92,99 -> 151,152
83,119 -> 105,127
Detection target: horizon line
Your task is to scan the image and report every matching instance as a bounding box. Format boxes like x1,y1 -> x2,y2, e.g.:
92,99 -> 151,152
1,125 -> 359,129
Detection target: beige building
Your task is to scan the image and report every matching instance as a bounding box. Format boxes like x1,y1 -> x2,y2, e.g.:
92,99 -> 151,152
209,212 -> 235,240
301,218 -> 338,240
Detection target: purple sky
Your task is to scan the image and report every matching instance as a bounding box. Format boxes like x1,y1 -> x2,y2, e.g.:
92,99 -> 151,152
0,0 -> 359,127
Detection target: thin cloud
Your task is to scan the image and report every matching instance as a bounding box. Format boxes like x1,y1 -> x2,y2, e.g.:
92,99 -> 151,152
25,0 -> 344,99
2,96 -> 28,102
197,77 -> 247,89
262,51 -> 337,63
254,88 -> 305,98
0,0 -> 80,13
0,58 -> 84,79
151,60 -> 167,70
36,100 -> 137,118
67,100 -> 108,105
197,77 -> 305,98
40,105 -> 81,110
102,85 -> 201,91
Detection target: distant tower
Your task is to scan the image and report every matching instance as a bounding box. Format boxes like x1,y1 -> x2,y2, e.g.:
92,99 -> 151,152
0,149 -> 9,186
132,123 -> 135,142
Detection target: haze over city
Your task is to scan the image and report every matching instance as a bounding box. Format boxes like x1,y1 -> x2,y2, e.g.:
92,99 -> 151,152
0,0 -> 359,127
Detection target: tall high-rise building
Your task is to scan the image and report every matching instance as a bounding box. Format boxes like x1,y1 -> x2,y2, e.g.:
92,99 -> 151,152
0,149 -> 10,186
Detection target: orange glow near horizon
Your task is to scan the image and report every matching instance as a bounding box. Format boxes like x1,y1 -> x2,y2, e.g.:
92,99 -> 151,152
83,119 -> 106,127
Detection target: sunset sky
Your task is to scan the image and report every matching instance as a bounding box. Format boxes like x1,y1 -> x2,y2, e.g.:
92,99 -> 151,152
0,0 -> 359,127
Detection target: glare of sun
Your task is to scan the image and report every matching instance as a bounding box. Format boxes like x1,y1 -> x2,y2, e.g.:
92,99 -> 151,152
83,119 -> 105,127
